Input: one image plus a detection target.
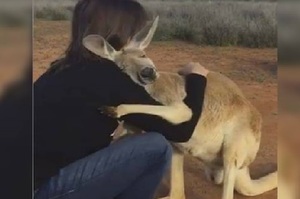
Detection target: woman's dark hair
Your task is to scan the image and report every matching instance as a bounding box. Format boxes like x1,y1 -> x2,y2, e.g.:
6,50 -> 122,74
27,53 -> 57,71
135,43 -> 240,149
48,0 -> 149,73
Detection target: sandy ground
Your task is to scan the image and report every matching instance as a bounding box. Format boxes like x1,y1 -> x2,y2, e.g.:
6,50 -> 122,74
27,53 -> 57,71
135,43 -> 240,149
33,21 -> 277,199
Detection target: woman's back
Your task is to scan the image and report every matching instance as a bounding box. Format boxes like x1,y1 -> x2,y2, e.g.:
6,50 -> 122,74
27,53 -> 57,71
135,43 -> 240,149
34,60 -> 121,187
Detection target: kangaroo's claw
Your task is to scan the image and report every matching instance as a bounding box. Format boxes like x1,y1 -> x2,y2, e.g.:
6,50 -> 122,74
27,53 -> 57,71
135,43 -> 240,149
99,106 -> 118,118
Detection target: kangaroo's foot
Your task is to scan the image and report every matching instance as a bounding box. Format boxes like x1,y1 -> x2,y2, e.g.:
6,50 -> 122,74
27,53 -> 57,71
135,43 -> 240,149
205,166 -> 224,185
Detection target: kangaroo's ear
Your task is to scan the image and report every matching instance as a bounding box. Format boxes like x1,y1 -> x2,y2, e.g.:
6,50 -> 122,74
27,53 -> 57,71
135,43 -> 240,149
126,16 -> 159,50
83,34 -> 117,61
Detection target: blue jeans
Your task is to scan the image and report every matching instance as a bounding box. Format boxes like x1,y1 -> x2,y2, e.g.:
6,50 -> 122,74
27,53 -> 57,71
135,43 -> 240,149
35,132 -> 172,199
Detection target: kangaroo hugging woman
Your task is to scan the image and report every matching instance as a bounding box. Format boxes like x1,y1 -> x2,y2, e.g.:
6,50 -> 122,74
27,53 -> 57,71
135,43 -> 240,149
34,0 -> 208,198
34,0 -> 277,199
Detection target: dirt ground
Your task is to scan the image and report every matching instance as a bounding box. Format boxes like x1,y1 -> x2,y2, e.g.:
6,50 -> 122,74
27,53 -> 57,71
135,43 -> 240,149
33,21 -> 277,199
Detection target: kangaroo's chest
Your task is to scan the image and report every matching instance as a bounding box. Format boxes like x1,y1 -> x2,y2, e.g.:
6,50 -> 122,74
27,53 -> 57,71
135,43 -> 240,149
145,72 -> 186,105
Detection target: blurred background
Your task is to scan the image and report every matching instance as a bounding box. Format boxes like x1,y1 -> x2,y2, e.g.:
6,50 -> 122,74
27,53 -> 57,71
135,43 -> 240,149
278,2 -> 300,199
0,0 -> 31,95
0,0 -> 32,198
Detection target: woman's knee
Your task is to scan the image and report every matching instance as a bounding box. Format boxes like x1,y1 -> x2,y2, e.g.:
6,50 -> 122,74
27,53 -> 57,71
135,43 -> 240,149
139,132 -> 172,163
112,132 -> 172,166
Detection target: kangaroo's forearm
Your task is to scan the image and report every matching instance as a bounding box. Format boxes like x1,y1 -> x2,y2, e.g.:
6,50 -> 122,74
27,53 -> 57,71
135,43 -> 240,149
116,103 -> 192,124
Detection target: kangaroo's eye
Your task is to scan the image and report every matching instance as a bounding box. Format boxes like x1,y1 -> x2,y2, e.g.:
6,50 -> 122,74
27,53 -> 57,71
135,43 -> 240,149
140,55 -> 146,58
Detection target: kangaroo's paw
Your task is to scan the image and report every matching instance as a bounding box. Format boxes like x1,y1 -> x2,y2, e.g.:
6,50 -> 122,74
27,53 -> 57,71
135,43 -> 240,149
99,106 -> 119,118
205,166 -> 224,185
158,197 -> 170,199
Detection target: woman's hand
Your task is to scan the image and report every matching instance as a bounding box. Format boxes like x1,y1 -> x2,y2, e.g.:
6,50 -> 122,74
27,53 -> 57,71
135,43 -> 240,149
178,62 -> 209,77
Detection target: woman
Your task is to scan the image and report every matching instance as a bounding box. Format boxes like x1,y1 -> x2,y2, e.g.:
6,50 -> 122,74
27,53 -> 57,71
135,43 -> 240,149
34,0 -> 209,198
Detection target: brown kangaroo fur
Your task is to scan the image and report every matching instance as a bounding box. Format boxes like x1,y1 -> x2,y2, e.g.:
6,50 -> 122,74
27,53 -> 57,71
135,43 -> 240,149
83,16 -> 277,199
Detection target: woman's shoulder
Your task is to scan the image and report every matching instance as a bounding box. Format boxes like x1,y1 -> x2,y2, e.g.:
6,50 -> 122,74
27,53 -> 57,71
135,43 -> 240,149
83,59 -> 133,80
35,58 -> 137,92
86,59 -> 120,72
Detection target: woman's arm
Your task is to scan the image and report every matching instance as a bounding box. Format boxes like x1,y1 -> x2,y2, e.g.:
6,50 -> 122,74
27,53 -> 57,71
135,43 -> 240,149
110,63 -> 208,142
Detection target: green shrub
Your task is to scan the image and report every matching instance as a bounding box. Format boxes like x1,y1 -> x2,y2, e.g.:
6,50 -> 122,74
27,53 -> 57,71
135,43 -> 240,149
145,1 -> 277,48
35,7 -> 71,21
34,0 -> 277,47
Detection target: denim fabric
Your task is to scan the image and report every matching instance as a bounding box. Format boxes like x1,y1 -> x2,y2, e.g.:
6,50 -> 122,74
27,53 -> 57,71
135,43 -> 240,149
35,132 -> 172,199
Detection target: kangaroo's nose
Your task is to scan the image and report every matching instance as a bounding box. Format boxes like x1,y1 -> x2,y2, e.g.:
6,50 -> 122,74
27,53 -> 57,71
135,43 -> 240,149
140,67 -> 155,79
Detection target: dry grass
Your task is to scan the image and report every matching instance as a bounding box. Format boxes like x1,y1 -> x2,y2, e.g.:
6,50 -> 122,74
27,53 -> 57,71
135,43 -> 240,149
145,1 -> 277,48
34,0 -> 277,48
34,20 -> 277,83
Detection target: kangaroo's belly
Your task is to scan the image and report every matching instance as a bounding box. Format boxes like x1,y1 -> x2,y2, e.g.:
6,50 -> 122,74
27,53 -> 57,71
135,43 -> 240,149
172,119 -> 236,165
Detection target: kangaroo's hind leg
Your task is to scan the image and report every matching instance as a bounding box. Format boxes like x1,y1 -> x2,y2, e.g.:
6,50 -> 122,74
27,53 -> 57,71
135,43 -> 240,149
222,158 -> 236,199
221,131 -> 244,199
169,149 -> 186,199
205,165 -> 224,185
159,148 -> 185,199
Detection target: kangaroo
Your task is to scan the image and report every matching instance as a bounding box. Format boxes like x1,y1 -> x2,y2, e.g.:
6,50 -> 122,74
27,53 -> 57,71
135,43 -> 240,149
83,16 -> 277,199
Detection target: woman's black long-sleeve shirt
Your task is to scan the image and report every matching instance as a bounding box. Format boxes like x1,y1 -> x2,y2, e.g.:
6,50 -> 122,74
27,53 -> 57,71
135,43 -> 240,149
34,59 -> 207,188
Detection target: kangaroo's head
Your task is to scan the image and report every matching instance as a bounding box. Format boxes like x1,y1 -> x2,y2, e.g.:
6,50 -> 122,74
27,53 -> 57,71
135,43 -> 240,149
83,16 -> 159,86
